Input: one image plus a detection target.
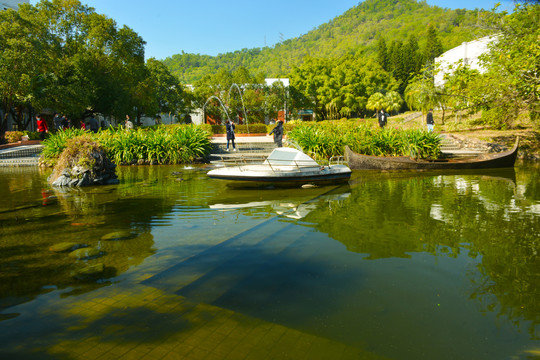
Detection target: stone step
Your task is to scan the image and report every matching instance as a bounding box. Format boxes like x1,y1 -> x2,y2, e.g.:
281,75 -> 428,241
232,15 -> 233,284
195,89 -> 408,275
0,157 -> 40,166
142,216 -> 297,295
0,145 -> 43,159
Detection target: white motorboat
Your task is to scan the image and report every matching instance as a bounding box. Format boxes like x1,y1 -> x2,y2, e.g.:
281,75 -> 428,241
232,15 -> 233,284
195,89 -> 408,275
207,147 -> 352,188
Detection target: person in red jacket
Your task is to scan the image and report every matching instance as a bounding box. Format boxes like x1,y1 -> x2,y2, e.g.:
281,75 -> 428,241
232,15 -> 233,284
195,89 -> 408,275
36,114 -> 48,140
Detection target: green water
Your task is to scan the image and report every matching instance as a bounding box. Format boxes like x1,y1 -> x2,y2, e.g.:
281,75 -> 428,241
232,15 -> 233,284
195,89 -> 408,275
1,164 -> 540,359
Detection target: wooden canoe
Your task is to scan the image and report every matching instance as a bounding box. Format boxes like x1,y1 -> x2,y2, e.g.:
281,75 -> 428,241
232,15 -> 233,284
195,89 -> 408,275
344,137 -> 519,171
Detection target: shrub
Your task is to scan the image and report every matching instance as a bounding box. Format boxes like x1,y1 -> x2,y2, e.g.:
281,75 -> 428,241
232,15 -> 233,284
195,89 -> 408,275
40,128 -> 87,165
5,131 -> 25,143
287,121 -> 442,159
481,108 -> 510,130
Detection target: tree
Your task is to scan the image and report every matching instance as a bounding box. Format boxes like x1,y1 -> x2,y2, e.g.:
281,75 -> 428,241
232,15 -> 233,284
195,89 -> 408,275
404,72 -> 439,117
422,23 -> 444,65
366,92 -> 387,115
377,37 -> 389,71
385,91 -> 403,114
478,3 -> 540,125
0,6 -> 50,134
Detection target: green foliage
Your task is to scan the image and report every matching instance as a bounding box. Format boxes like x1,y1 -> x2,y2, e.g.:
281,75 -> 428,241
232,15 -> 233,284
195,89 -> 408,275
290,56 -> 397,119
477,3 -> 540,127
481,108 -> 510,130
40,128 -> 87,164
163,0 -> 488,84
0,0 -> 188,133
405,71 -> 439,113
41,125 -> 213,166
287,121 -> 441,159
25,131 -> 41,140
97,125 -> 212,164
4,131 -> 25,143
51,135 -> 101,180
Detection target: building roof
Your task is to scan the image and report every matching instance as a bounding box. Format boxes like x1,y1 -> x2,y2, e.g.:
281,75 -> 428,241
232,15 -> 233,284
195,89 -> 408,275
1,0 -> 29,10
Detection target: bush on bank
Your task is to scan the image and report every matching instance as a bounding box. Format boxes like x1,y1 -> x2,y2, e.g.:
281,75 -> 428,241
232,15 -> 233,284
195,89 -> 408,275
287,121 -> 441,160
41,125 -> 212,166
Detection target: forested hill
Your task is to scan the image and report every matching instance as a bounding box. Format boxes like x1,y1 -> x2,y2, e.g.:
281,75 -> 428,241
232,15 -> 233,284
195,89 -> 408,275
163,0 -> 492,84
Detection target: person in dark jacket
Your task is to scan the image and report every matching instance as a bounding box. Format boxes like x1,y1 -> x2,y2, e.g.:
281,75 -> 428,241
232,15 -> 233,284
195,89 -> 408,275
268,119 -> 284,147
377,110 -> 388,129
426,109 -> 434,132
226,119 -> 236,151
89,116 -> 99,133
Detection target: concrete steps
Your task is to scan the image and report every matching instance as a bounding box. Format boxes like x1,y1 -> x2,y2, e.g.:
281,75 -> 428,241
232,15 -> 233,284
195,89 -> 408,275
0,145 -> 43,159
439,135 -> 487,158
0,144 -> 43,166
209,141 -> 277,163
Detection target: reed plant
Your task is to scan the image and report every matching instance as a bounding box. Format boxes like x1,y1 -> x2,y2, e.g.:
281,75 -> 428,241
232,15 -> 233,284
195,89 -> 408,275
40,125 -> 212,166
287,121 -> 441,159
41,128 -> 87,164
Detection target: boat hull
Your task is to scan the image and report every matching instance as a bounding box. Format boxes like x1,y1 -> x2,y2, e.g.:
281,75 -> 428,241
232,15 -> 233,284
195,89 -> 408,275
207,165 -> 351,188
344,138 -> 519,171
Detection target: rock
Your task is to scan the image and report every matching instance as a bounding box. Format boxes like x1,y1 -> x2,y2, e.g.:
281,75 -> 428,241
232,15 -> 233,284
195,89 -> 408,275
49,141 -> 119,188
68,247 -> 103,260
49,242 -> 87,253
72,263 -> 105,280
101,231 -> 134,241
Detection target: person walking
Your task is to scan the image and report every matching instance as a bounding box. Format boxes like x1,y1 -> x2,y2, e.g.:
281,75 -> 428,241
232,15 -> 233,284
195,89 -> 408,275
225,119 -> 236,151
426,109 -> 434,132
268,119 -> 284,147
125,115 -> 134,131
53,113 -> 63,131
36,114 -> 48,140
377,109 -> 387,129
89,115 -> 99,133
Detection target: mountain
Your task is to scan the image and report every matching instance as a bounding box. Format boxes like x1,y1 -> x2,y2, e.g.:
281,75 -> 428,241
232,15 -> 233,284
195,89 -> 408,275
162,0 -> 492,84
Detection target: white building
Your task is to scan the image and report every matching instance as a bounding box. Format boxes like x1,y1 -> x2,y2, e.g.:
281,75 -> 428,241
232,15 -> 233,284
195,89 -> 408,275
1,0 -> 29,10
434,35 -> 497,87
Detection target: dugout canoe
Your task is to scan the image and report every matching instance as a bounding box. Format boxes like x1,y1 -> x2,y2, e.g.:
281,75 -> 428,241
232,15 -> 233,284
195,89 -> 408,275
344,137 -> 519,171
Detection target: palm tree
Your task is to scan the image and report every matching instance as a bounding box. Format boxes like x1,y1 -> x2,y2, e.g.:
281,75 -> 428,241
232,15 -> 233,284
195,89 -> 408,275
385,91 -> 403,115
366,92 -> 387,115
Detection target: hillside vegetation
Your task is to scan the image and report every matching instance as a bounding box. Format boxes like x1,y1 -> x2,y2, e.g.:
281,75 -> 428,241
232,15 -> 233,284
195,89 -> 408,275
163,0 -> 492,84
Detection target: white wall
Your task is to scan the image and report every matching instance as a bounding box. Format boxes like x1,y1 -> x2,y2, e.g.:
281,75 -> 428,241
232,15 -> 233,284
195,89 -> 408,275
434,35 -> 497,87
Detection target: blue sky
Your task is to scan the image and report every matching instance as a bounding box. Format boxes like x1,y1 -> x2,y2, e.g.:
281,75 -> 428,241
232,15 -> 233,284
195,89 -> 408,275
29,0 -> 515,60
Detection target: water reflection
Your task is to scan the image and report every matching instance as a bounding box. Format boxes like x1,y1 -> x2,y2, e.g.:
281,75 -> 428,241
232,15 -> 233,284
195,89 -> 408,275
1,164 -> 540,359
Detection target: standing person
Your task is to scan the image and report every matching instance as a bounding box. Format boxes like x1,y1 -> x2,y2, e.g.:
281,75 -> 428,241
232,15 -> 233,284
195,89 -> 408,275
36,114 -> 48,140
53,113 -> 63,131
61,115 -> 69,129
125,115 -> 134,130
80,120 -> 86,130
268,119 -> 284,147
377,109 -> 387,129
426,109 -> 434,132
89,115 -> 99,133
225,119 -> 236,151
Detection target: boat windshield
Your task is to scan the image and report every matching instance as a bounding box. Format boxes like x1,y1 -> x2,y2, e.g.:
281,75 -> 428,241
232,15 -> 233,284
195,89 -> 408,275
263,148 -> 319,167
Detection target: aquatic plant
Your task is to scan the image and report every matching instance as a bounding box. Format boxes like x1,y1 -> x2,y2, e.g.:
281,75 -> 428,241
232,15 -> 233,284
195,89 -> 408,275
40,125 -> 212,166
287,121 -> 441,159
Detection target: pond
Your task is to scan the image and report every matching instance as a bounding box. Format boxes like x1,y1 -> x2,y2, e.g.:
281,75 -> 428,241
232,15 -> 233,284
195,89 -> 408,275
1,163 -> 539,359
